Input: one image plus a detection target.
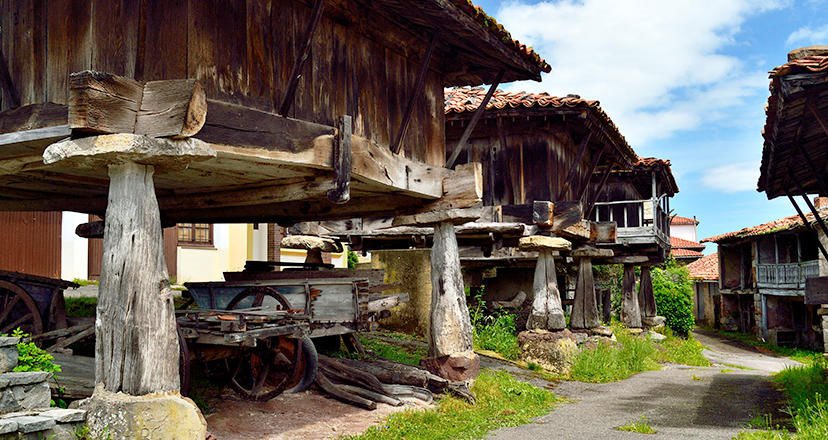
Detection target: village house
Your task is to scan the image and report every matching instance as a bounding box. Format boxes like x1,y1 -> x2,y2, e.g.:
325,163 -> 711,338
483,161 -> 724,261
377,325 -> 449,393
687,252 -> 719,328
669,215 -> 705,263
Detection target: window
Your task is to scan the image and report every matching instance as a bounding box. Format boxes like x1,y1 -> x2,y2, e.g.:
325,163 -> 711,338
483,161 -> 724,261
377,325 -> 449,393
177,223 -> 213,246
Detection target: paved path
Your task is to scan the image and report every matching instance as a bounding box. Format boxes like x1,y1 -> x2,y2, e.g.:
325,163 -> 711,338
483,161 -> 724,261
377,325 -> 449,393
489,330 -> 799,440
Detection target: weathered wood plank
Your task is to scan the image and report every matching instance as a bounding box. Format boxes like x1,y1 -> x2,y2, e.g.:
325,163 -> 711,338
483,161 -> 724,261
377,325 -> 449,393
68,71 -> 143,134
135,79 -> 207,138
620,264 -> 642,328
328,115 -> 352,204
0,102 -> 67,135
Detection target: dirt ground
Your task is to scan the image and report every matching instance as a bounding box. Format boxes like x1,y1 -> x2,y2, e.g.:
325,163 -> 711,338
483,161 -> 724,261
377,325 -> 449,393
206,388 -> 430,440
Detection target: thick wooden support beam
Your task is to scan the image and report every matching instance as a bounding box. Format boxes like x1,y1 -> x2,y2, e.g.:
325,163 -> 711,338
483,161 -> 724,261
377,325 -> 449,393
97,161 -> 179,394
278,0 -> 325,117
0,103 -> 68,135
571,258 -> 599,329
526,251 -> 566,330
533,201 -> 554,228
421,222 -> 479,381
391,34 -> 438,154
392,162 -> 483,226
76,221 -> 105,239
571,246 -> 613,258
445,70 -> 504,168
392,207 -> 482,227
134,79 -> 207,138
328,115 -> 352,204
639,266 -> 657,319
0,43 -> 21,109
620,264 -> 642,328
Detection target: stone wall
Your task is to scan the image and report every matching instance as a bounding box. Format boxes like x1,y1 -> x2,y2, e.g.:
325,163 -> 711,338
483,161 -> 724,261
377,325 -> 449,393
371,250 -> 432,337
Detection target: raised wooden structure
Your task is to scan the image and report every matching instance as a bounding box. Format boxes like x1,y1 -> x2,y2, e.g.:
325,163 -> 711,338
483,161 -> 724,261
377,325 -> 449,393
0,0 -> 549,435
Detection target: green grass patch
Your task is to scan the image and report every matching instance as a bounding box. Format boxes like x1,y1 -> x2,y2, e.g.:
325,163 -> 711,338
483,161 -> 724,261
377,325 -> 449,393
654,328 -> 711,367
347,369 -> 559,440
615,416 -> 657,434
358,335 -> 426,366
64,297 -> 98,318
71,278 -> 99,287
711,328 -> 821,365
472,312 -> 521,361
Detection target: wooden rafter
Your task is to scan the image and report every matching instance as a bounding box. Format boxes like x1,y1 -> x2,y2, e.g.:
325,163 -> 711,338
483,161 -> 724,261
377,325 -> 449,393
785,190 -> 828,262
278,0 -> 326,117
444,69 -> 504,168
390,34 -> 437,154
586,162 -> 615,218
791,169 -> 828,241
556,131 -> 593,201
577,145 -> 606,202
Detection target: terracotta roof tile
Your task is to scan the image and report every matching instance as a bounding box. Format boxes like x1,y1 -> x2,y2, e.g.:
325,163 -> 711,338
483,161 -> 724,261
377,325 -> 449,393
671,215 -> 699,225
672,248 -> 704,258
702,208 -> 828,243
671,236 -> 705,251
686,252 -> 719,281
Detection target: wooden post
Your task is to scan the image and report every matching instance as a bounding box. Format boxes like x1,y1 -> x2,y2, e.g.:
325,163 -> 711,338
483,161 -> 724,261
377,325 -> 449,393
519,236 -> 571,330
97,162 -> 179,394
601,287 -> 612,324
621,264 -> 642,328
571,258 -> 598,329
639,265 -> 657,319
422,222 -> 479,381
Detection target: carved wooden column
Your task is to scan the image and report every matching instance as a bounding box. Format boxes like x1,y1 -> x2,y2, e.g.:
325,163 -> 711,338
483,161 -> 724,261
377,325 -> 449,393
621,263 -> 642,328
520,236 -> 571,330
571,246 -> 613,329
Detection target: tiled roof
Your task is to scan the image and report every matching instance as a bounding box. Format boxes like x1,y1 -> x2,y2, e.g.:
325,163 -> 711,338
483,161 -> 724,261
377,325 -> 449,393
671,236 -> 705,250
671,215 -> 699,225
769,53 -> 828,79
687,252 -> 719,281
635,157 -> 671,168
632,157 -> 680,195
672,248 -> 704,258
444,87 -> 636,161
449,1 -> 551,74
702,208 -> 828,243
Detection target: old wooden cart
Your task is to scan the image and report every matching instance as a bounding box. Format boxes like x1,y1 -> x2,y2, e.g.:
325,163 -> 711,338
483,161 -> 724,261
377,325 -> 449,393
0,270 -> 77,335
177,267 -> 405,401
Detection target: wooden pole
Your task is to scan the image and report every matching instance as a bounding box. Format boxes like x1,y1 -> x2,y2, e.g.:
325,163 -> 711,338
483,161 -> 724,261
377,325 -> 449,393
444,70 -> 505,168
422,222 -> 478,381
571,257 -> 599,329
526,251 -> 566,330
97,161 -> 179,394
391,35 -> 438,154
278,0 -> 325,117
620,264 -> 641,328
639,265 -> 657,319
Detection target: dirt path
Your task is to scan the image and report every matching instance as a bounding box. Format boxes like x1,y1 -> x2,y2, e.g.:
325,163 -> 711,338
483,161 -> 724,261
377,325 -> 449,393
489,330 -> 797,440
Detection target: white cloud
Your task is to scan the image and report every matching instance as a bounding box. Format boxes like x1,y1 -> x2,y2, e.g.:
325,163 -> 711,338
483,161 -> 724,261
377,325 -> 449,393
701,162 -> 760,192
495,0 -> 787,146
786,24 -> 828,46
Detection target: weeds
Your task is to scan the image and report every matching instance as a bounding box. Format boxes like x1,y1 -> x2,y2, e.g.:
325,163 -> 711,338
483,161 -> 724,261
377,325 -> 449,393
359,335 -> 425,366
468,288 -> 521,360
348,369 -> 559,440
615,416 -> 657,434
65,297 -> 98,318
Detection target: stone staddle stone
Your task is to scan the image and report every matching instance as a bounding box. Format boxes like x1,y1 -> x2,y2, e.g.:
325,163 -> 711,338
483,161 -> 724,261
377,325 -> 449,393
280,235 -> 343,252
518,235 -> 571,252
80,386 -> 206,440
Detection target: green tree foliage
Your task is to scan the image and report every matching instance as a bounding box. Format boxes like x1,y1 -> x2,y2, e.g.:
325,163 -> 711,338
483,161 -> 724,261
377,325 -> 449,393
651,259 -> 695,335
347,249 -> 360,269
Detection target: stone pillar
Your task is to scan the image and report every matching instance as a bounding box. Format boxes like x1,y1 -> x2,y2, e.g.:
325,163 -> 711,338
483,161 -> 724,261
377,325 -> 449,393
422,222 -> 479,381
621,264 -> 642,328
519,236 -> 571,330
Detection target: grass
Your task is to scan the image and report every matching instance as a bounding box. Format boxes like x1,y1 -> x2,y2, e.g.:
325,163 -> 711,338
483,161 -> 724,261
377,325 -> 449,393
735,359 -> 828,439
346,369 -> 559,440
71,278 -> 99,287
568,324 -> 709,383
358,334 -> 426,366
711,328 -> 822,365
64,297 -> 97,318
615,416 -> 657,434
472,312 -> 521,361
691,374 -> 703,381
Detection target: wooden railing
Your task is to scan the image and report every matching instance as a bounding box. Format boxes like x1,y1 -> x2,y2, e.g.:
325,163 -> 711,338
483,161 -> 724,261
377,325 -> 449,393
757,260 -> 820,289
591,197 -> 670,245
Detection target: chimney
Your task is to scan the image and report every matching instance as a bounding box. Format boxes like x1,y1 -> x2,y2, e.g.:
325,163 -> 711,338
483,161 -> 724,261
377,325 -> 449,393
815,196 -> 828,209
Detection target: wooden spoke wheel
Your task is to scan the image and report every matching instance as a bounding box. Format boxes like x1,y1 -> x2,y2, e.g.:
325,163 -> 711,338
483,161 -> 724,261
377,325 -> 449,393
229,337 -> 301,401
0,281 -> 43,335
227,286 -> 291,311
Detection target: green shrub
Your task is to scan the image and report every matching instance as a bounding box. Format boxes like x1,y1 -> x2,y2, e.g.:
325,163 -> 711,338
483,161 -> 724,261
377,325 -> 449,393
651,259 -> 695,335
10,328 -> 61,375
347,250 -> 360,269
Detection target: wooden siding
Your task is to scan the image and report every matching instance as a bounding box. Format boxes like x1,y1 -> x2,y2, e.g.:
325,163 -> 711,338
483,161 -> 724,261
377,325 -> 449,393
0,0 -> 445,166
0,211 -> 61,278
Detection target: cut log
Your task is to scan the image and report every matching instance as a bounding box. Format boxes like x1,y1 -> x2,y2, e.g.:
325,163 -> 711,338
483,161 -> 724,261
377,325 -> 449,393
570,258 -> 599,329
315,371 -> 376,410
0,103 -> 68,134
423,222 -> 478,381
590,221 -> 617,243
518,235 -> 571,252
47,325 -> 95,353
391,162 -> 483,227
97,161 -> 180,394
620,264 -> 642,328
639,266 -> 657,319
134,79 -> 207,138
392,207 -> 482,227
31,323 -> 94,342
526,251 -> 566,330
76,221 -> 105,239
334,357 -> 448,392
367,293 -> 410,313
68,71 -> 144,135
318,355 -> 388,395
532,201 -> 554,228
339,384 -> 403,407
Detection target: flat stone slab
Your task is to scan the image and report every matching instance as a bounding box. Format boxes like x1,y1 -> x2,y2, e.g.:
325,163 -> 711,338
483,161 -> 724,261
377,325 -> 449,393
280,235 -> 342,252
40,408 -> 86,423
0,347 -> 18,374
2,372 -> 50,386
11,415 -> 56,433
0,418 -> 17,434
518,235 -> 571,252
0,338 -> 19,348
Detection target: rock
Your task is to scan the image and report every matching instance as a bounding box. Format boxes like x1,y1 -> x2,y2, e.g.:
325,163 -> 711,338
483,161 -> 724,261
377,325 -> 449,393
628,328 -> 644,336
518,330 -> 579,375
518,235 -> 571,252
12,415 -> 56,433
0,348 -> 17,374
642,316 -> 666,328
647,331 -> 667,343
0,389 -> 21,414
589,326 -> 613,337
40,408 -> 86,423
0,339 -> 18,349
3,372 -> 50,387
17,382 -> 51,410
81,386 -> 207,440
421,351 -> 480,382
280,235 -> 342,252
0,419 -> 17,435
41,422 -> 82,440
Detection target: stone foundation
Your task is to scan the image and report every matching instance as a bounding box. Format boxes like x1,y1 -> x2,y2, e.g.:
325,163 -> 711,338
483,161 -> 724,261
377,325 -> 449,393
518,328 -> 616,374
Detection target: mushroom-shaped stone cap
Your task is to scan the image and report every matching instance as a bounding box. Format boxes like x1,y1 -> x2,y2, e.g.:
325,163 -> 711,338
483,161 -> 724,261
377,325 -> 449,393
518,235 -> 571,252
281,235 -> 343,253
571,246 -> 614,258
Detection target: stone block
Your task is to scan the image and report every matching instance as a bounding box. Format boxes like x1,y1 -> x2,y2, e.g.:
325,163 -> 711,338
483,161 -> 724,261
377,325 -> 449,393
647,331 -> 667,342
518,330 -> 580,375
518,235 -> 571,252
17,382 -> 51,410
12,415 -> 55,433
420,351 -> 480,382
0,348 -> 17,374
0,389 -> 21,414
642,316 -> 666,328
3,372 -> 49,387
0,339 -> 18,349
39,409 -> 85,423
0,419 -> 16,435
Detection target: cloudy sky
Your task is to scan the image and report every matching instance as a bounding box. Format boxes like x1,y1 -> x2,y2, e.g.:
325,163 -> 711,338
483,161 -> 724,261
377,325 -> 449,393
473,0 -> 827,249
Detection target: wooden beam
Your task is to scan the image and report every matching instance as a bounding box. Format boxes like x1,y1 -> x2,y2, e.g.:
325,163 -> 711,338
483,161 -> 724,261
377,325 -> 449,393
134,79 -> 207,138
556,132 -> 593,201
577,145 -> 606,202
586,163 -> 616,218
532,201 -> 554,228
278,0 -> 325,117
785,191 -> 828,262
0,103 -> 68,135
808,100 -> 828,139
444,70 -> 504,168
76,221 -> 105,239
327,115 -> 352,204
68,71 -> 144,135
391,34 -> 437,154
0,42 -> 21,109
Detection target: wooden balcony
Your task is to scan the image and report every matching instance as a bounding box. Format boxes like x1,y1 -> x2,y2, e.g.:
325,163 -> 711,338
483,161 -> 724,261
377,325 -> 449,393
757,260 -> 820,291
591,196 -> 670,248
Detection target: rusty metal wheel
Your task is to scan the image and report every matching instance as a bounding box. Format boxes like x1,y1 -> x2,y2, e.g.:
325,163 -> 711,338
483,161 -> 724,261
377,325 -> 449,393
229,336 -> 302,401
226,286 -> 291,311
0,281 -> 43,335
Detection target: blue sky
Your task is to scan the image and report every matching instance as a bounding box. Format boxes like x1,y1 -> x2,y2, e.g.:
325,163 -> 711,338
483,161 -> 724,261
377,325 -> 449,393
472,0 -> 828,250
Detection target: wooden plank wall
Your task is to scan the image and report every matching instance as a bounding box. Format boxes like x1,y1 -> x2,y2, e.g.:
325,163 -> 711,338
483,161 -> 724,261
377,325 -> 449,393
0,0 -> 445,166
0,211 -> 61,278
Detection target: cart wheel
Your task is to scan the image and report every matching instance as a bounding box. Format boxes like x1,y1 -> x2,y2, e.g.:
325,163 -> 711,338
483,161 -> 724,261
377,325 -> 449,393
288,336 -> 318,393
229,336 -> 301,401
0,281 -> 44,335
226,286 -> 291,311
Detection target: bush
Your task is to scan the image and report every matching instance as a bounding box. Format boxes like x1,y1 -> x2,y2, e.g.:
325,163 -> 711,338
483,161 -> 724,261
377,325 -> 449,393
651,259 -> 695,335
347,250 -> 360,269
7,329 -> 61,375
